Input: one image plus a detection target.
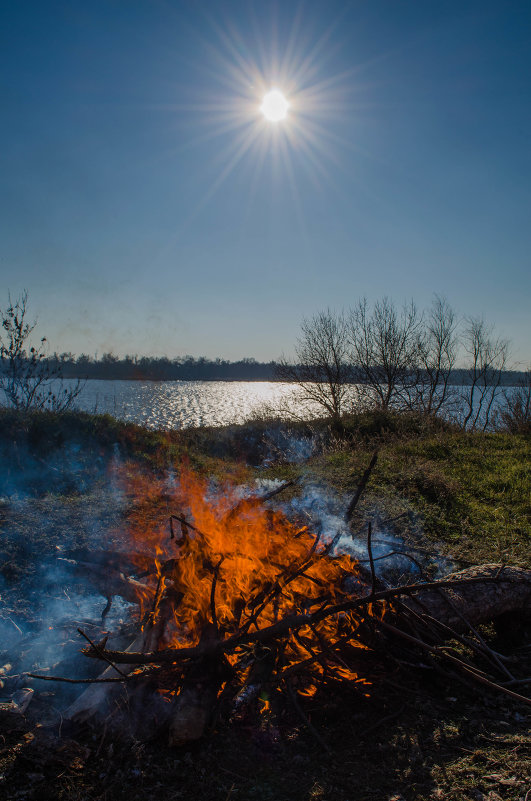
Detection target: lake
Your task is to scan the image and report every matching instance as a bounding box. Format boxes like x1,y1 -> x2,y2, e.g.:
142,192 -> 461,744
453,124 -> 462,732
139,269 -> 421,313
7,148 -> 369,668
68,379 -> 314,429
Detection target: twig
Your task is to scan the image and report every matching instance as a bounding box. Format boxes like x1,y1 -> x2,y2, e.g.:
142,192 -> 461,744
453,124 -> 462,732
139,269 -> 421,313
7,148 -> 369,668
359,550 -> 429,571
27,673 -> 134,684
210,557 -> 224,638
218,479 -> 299,527
501,678 -> 531,687
345,449 -> 378,523
454,663 -> 531,706
259,479 -> 296,502
77,628 -> 128,678
370,538 -> 474,564
170,514 -> 202,539
367,522 -> 377,597
2,617 -> 23,636
292,629 -> 330,682
224,783 -> 236,801
279,656 -> 318,681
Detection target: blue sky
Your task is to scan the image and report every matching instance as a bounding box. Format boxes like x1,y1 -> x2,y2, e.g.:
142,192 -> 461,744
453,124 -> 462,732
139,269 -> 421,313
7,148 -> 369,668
1,1 -> 530,363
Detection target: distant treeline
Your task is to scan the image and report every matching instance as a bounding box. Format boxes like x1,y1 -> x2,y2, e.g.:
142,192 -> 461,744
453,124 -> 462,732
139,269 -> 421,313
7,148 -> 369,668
45,354 -> 279,381
17,353 -> 528,385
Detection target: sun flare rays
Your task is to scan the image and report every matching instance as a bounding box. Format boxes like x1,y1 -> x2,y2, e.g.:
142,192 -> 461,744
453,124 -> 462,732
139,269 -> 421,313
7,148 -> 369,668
156,6 -> 364,249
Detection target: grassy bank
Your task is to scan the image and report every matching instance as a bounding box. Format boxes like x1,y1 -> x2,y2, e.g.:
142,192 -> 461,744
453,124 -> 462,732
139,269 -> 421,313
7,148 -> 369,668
303,419 -> 530,567
1,406 -> 529,565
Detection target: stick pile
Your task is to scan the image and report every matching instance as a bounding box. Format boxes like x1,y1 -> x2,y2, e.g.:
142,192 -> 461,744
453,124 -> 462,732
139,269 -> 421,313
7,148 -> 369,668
29,461 -> 531,746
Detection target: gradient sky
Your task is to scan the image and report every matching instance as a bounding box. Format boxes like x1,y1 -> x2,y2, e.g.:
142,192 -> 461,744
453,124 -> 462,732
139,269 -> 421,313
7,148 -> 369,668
1,1 -> 530,363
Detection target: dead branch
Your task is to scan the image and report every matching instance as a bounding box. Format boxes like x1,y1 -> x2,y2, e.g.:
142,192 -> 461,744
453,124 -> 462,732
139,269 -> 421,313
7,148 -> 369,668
77,629 -> 128,678
366,521 -> 377,596
210,557 -> 224,638
259,479 -> 297,502
27,673 -> 136,684
345,450 -> 378,523
376,619 -> 531,707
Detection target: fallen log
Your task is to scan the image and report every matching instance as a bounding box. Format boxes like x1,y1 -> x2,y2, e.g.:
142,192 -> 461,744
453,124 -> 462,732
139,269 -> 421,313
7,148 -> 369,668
403,564 -> 531,631
64,584 -> 169,725
167,626 -> 226,747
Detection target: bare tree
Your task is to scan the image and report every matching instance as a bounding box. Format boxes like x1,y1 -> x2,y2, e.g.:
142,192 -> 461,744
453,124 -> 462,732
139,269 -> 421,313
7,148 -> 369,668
0,290 -> 83,412
276,310 -> 351,422
460,317 -> 510,431
499,369 -> 531,433
349,297 -> 423,410
405,295 -> 459,416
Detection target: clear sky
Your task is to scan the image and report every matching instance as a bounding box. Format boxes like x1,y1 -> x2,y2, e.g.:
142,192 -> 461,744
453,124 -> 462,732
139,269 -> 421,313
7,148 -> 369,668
1,1 -> 530,363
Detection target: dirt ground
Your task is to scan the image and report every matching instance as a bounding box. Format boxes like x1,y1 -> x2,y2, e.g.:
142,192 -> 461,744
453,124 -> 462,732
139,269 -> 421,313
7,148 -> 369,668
1,663 -> 530,801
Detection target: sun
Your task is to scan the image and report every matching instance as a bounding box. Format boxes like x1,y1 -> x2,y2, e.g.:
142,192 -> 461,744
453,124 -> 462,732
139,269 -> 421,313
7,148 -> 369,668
260,89 -> 290,122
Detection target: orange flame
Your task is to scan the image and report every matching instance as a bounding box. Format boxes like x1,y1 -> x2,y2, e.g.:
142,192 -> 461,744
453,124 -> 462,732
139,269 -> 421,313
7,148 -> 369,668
119,464 -> 372,695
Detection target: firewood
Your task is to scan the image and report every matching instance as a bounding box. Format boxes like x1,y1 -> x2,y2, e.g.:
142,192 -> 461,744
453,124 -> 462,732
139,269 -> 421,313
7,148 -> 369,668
48,561 -> 529,744
49,459 -> 531,746
345,449 -> 378,523
168,679 -> 221,747
167,626 -> 226,747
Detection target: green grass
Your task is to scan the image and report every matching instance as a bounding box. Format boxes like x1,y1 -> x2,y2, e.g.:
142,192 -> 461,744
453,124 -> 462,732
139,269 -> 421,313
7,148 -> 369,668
305,429 -> 530,566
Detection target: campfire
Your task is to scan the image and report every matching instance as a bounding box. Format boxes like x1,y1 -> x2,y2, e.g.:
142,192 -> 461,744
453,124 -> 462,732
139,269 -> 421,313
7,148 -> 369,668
16,457 -> 531,747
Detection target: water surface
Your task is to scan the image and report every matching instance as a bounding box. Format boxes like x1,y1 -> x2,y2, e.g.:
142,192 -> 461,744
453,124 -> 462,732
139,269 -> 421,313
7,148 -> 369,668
70,379 -> 310,429
56,379 -> 516,431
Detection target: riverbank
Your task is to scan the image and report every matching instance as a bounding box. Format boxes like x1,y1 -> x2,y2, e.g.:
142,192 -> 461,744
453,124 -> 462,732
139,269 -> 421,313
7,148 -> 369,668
0,408 -> 529,801
1,407 -> 529,565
